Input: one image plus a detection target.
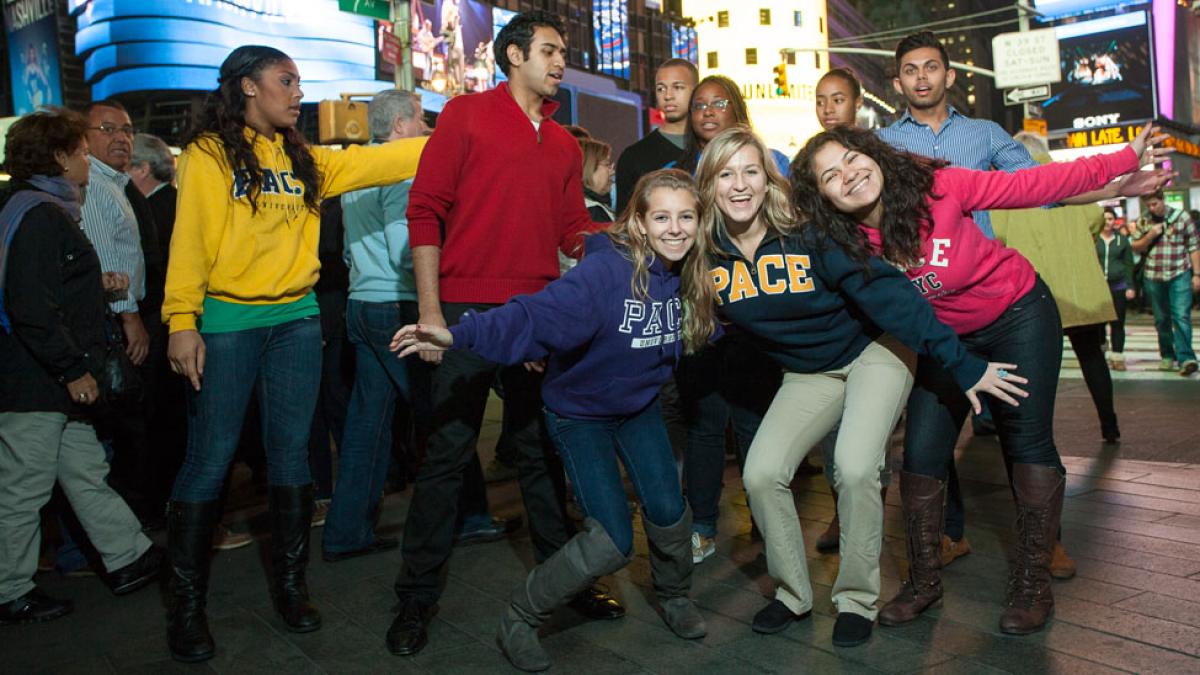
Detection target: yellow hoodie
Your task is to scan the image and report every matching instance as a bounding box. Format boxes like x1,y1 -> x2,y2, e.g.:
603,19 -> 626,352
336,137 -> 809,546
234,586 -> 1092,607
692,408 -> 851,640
162,131 -> 426,333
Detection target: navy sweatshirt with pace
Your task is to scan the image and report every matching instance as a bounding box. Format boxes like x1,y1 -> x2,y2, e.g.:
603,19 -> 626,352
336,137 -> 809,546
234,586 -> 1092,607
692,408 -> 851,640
449,235 -> 683,420
708,227 -> 987,392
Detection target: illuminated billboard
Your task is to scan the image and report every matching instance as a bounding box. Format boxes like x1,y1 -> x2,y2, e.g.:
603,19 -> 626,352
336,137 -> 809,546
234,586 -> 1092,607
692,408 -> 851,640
671,24 -> 698,65
491,6 -> 517,86
4,0 -> 64,115
594,0 -> 630,79
1031,1 -> 1141,21
408,0 -> 493,96
1040,12 -> 1156,134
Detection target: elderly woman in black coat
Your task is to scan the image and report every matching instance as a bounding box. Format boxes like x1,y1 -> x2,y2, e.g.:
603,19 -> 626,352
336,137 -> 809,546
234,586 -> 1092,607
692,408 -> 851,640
0,109 -> 162,625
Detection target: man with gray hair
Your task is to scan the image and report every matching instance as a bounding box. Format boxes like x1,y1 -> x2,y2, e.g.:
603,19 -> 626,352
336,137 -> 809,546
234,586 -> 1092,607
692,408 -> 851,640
321,89 -> 430,561
128,133 -> 178,248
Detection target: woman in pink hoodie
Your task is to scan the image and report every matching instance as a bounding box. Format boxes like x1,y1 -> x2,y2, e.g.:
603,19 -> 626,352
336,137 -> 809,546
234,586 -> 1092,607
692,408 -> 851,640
790,123 -> 1168,636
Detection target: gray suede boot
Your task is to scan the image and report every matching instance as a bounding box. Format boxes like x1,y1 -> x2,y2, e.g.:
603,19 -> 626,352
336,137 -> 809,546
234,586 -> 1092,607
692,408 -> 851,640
497,518 -> 630,672
643,506 -> 707,639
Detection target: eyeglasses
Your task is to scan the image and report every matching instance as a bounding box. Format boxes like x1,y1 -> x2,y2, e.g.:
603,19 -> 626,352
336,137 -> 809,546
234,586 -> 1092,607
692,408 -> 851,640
89,123 -> 137,137
692,99 -> 731,113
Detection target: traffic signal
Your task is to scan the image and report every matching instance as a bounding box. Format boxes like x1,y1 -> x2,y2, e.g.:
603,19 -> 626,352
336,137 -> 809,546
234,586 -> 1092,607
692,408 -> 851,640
773,63 -> 788,97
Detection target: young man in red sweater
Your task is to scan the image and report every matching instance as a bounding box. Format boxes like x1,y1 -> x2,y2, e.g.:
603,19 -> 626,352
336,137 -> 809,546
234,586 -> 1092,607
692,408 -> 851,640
386,11 -> 620,657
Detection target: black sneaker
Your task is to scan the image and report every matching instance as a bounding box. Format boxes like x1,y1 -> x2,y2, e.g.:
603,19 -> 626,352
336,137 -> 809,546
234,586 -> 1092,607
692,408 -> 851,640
751,599 -> 810,634
0,588 -> 73,625
832,612 -> 873,647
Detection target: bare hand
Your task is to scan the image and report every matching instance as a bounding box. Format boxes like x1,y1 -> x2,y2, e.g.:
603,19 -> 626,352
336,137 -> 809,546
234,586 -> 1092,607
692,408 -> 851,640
1192,276 -> 1200,294
1115,168 -> 1177,198
523,359 -> 546,373
120,312 -> 150,366
965,362 -> 1029,414
1125,288 -> 1136,300
1128,123 -> 1173,166
66,373 -> 100,405
1150,223 -> 1165,238
168,330 -> 206,391
391,323 -> 454,359
410,312 -> 448,364
101,272 -> 129,293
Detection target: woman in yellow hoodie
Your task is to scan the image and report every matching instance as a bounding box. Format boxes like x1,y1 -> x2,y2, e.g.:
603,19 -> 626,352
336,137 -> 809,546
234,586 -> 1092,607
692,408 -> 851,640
160,45 -> 426,663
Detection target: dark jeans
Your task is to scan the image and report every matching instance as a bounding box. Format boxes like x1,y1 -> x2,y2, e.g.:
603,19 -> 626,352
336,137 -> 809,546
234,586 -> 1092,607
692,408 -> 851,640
904,279 -> 1066,484
1065,323 -> 1116,428
309,290 -> 352,501
324,300 -> 421,553
394,302 -> 571,607
1107,285 -> 1128,353
679,335 -> 780,538
545,401 -> 684,556
172,317 -> 322,501
1144,273 -> 1196,363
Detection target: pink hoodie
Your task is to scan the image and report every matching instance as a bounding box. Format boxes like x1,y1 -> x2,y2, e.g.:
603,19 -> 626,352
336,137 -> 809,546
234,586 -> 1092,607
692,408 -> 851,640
862,146 -> 1139,334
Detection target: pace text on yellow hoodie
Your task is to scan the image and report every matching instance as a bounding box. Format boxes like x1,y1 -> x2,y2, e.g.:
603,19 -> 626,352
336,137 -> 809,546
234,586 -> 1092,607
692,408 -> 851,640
162,131 -> 427,333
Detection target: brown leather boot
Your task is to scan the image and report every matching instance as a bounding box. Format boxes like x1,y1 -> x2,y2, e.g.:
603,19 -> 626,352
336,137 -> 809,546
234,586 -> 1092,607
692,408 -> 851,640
879,472 -> 946,627
999,463 -> 1064,635
1049,541 -> 1076,580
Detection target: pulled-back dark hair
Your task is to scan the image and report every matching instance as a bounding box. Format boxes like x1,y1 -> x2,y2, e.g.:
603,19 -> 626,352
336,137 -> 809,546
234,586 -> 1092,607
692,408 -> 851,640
818,67 -> 862,100
791,126 -> 946,270
3,108 -> 89,180
181,45 -> 321,214
680,75 -> 750,174
895,31 -> 949,70
494,11 -> 566,77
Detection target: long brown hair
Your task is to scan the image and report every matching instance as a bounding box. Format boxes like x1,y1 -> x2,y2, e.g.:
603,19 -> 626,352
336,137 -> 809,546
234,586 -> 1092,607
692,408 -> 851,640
607,169 -> 716,353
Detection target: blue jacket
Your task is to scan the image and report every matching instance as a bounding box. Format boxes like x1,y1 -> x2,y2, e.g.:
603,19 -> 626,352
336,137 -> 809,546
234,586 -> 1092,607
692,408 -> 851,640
449,235 -> 683,420
708,227 -> 987,393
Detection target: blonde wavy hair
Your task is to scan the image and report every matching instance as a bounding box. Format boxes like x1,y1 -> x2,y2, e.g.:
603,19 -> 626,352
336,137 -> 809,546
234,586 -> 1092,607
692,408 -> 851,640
694,126 -> 798,259
606,169 -> 716,353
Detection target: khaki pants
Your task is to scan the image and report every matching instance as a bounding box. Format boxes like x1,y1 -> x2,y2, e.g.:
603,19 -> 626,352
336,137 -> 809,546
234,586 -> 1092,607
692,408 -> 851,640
0,412 -> 151,603
742,337 -> 915,619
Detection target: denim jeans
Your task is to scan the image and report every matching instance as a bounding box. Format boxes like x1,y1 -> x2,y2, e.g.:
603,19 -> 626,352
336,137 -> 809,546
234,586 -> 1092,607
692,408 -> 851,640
308,289 -> 352,501
545,401 -> 685,556
679,335 -> 780,538
1143,272 -> 1196,363
904,278 -> 1065,481
394,302 -> 571,608
323,300 -> 422,553
172,317 -> 322,501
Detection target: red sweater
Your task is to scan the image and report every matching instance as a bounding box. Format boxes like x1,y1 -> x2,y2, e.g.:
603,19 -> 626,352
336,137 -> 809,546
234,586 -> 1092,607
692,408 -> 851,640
407,83 -> 598,304
862,146 -> 1138,334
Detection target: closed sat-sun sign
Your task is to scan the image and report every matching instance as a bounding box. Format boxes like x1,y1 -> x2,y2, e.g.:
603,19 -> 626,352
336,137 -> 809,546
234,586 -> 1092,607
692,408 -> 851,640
992,28 -> 1061,89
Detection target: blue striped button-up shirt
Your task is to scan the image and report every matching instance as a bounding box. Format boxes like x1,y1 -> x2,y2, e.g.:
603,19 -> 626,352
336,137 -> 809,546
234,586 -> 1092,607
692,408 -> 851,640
81,155 -> 145,313
877,107 -> 1038,239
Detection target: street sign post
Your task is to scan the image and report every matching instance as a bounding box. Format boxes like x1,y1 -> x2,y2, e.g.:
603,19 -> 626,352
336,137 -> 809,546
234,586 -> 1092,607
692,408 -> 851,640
339,0 -> 390,21
992,28 -> 1061,89
1004,84 -> 1052,106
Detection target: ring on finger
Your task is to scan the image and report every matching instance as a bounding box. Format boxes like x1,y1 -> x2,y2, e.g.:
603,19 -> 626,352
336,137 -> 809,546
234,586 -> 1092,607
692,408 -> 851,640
996,368 -> 1009,380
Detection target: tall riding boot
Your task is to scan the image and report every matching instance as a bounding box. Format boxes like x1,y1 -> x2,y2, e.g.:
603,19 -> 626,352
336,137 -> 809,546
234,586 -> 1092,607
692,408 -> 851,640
269,484 -> 322,632
879,472 -> 946,627
643,506 -> 707,639
497,518 -> 630,672
999,463 -> 1064,635
167,500 -> 221,662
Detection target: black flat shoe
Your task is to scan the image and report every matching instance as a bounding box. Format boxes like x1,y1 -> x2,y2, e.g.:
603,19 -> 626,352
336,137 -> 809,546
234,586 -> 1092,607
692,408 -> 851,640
322,536 -> 400,563
386,598 -> 429,656
567,584 -> 625,620
752,599 -> 810,634
108,545 -> 165,596
453,517 -> 522,547
0,588 -> 73,625
832,611 -> 873,647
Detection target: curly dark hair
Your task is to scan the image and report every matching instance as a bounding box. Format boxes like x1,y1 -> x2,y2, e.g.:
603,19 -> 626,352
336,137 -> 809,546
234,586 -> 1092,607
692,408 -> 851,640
790,126 -> 946,270
494,11 -> 566,77
181,45 -> 321,214
2,108 -> 89,180
680,75 -> 751,174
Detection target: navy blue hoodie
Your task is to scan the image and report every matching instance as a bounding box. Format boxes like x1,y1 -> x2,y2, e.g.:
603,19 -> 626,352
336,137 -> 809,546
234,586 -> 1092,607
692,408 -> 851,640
449,235 -> 683,420
709,227 -> 987,392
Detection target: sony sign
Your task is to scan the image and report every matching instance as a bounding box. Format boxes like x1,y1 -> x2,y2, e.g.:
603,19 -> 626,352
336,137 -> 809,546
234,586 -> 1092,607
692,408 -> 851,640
1072,113 -> 1121,129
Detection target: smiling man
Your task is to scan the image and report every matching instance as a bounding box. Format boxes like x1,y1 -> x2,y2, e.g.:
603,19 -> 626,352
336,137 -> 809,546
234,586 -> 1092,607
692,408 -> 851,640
387,10 -> 619,658
614,58 -> 698,213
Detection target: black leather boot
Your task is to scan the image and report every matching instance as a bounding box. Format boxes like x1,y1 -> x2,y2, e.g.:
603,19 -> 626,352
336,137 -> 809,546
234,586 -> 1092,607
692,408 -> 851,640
270,484 -> 322,633
167,501 -> 220,663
